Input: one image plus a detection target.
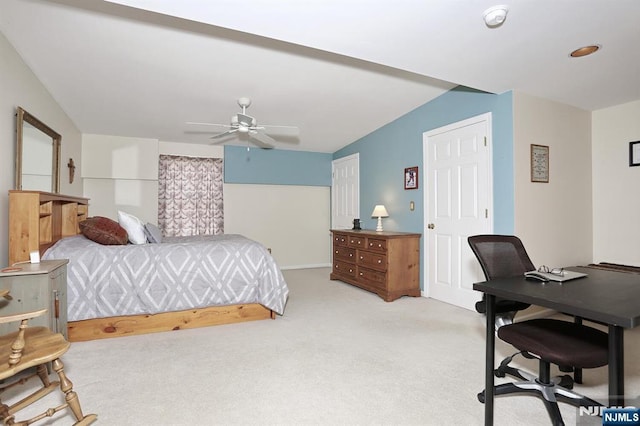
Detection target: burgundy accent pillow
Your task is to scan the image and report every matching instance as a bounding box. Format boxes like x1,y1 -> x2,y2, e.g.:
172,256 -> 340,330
79,216 -> 128,245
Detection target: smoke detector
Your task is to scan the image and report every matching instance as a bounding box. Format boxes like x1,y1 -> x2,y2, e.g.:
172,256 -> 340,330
483,5 -> 509,27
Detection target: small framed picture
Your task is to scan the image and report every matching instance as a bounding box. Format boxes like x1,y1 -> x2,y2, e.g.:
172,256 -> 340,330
531,144 -> 549,183
629,141 -> 640,167
404,166 -> 418,190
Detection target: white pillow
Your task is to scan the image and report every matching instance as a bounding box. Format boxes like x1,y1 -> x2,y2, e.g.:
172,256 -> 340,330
117,211 -> 147,244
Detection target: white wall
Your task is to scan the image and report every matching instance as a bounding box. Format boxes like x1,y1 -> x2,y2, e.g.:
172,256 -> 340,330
592,100 -> 640,266
513,92 -> 592,267
81,136 -> 330,268
0,32 -> 83,265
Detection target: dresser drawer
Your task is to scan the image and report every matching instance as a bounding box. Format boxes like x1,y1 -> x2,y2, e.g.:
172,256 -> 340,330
366,238 -> 387,252
347,235 -> 366,248
358,267 -> 386,290
333,260 -> 357,279
333,233 -> 349,247
358,251 -> 387,272
334,246 -> 356,262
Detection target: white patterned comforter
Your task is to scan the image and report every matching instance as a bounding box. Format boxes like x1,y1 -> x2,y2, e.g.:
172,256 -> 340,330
43,234 -> 289,321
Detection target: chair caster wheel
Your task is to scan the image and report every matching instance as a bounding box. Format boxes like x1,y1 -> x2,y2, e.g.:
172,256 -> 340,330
477,391 -> 486,403
494,368 -> 506,378
558,375 -> 574,390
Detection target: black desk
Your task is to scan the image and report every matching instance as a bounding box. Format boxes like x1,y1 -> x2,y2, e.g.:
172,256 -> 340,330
473,266 -> 640,425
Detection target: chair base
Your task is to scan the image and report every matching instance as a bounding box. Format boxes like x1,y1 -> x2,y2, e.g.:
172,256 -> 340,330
0,359 -> 97,426
495,351 -> 575,390
478,376 -> 602,426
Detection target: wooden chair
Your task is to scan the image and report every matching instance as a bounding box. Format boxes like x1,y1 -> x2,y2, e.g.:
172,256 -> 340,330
0,289 -> 96,425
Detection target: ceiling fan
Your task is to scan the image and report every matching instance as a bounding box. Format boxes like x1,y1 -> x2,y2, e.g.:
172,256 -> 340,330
186,97 -> 298,149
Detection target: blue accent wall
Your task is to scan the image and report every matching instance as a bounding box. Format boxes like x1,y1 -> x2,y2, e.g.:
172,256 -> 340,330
333,87 -> 514,290
334,87 -> 514,234
225,145 -> 332,186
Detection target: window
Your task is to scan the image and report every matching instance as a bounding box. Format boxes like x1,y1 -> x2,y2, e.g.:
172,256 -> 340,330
157,155 -> 224,236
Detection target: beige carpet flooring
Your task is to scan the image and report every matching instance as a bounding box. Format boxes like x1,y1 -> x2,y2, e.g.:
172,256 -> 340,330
4,267 -> 639,425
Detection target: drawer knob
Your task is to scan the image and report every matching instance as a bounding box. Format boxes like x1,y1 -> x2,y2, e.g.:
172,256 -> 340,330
378,260 -> 382,264
359,272 -> 363,276
360,256 -> 363,260
349,253 -> 353,257
378,244 -> 382,248
335,250 -> 339,254
349,269 -> 353,273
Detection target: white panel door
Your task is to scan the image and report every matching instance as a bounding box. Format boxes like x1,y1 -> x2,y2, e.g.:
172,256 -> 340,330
331,153 -> 360,229
424,114 -> 492,310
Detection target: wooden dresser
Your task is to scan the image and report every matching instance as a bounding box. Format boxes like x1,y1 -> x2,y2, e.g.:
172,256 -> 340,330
9,191 -> 89,265
330,229 -> 421,302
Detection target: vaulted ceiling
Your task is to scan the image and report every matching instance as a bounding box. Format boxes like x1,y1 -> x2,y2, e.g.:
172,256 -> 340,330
2,0 -> 638,153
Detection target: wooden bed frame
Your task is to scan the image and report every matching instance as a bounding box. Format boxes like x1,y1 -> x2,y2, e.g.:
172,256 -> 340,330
68,304 -> 275,342
8,191 -> 278,342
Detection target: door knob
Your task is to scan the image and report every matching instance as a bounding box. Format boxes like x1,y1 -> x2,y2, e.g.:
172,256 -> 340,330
427,223 -> 435,229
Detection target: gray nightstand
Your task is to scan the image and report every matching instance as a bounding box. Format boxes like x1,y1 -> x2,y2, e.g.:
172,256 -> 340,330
0,259 -> 68,338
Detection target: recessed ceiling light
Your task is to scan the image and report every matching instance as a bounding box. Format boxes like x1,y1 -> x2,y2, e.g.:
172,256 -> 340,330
570,45 -> 601,58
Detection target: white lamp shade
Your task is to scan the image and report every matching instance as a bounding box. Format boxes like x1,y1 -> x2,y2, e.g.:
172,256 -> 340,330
371,205 -> 389,218
371,205 -> 388,232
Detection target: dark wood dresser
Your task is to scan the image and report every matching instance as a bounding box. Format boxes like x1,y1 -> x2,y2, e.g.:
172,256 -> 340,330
330,229 -> 421,302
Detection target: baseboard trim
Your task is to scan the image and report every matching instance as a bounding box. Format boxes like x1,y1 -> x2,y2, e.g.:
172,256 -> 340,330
280,263 -> 331,271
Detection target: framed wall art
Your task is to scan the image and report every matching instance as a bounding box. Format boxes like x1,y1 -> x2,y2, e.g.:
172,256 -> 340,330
530,144 -> 549,183
404,166 -> 418,190
629,141 -> 640,167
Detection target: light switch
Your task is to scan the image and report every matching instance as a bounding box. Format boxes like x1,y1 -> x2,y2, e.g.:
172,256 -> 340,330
410,201 -> 415,211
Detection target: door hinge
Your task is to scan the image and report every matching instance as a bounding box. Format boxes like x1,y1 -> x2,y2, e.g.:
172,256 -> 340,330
485,209 -> 488,218
484,136 -> 487,147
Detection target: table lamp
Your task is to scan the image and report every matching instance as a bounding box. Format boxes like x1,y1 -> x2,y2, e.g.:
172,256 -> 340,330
371,205 -> 389,232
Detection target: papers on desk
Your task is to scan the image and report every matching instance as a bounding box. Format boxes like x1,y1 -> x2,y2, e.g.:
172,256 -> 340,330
524,270 -> 588,282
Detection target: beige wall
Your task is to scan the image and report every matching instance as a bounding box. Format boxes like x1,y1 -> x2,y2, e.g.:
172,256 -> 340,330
224,184 -> 331,268
0,32 -> 82,265
592,100 -> 640,266
82,134 -> 160,223
513,92 -> 592,267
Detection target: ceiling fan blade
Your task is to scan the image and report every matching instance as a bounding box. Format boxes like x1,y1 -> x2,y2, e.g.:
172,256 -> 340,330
249,131 -> 275,149
186,121 -> 232,128
210,129 -> 238,140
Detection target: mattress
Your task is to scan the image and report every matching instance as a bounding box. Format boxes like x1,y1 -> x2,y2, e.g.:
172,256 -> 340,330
43,234 -> 289,321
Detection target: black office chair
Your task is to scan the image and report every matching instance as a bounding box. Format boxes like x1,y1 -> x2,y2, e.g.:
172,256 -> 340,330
468,235 -> 608,425
469,234 -> 571,385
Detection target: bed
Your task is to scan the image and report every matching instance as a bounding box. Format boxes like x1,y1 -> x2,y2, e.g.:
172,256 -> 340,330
43,233 -> 289,341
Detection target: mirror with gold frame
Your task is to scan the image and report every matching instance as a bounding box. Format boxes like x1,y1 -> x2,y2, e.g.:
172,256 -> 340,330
15,107 -> 61,193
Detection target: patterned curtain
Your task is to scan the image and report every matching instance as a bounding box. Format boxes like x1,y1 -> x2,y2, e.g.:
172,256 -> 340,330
157,155 -> 224,237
